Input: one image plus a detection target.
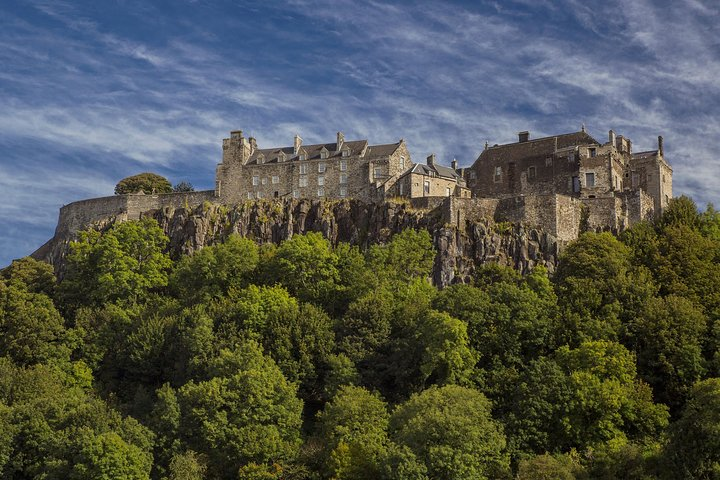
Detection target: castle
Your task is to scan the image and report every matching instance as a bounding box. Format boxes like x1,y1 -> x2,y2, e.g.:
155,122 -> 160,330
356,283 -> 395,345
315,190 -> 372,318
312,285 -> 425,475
34,125 -> 672,265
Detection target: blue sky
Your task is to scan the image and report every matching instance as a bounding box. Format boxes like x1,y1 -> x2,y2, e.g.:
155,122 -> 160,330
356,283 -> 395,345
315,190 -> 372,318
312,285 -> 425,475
1,0 -> 719,266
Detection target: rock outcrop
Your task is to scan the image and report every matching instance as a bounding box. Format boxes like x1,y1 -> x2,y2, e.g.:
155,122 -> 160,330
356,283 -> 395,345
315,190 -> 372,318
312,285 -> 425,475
34,198 -> 562,287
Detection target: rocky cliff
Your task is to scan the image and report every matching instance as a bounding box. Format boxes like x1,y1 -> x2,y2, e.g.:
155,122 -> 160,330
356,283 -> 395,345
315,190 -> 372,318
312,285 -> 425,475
34,198 -> 562,287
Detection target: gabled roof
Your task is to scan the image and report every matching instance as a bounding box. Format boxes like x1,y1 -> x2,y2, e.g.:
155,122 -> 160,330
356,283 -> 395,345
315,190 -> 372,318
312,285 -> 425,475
473,130 -> 600,167
401,162 -> 462,181
245,139 -> 402,165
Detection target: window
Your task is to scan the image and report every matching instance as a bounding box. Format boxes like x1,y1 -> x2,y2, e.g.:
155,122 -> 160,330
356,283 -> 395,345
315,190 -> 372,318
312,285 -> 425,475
320,150 -> 328,159
545,157 -> 553,167
374,167 -> 383,179
278,152 -> 285,162
299,176 -> 308,187
318,162 -> 326,173
446,187 -> 451,197
299,154 -> 306,161
257,155 -> 264,164
399,156 -> 405,170
567,154 -> 574,162
261,177 -> 267,185
318,176 -> 325,186
272,175 -> 279,184
424,180 -> 430,194
256,191 -> 263,199
252,175 -> 259,186
572,176 -> 580,193
340,186 -> 347,197
247,192 -> 253,199
589,148 -> 597,157
299,163 -> 307,175
494,166 -> 502,183
340,160 -> 347,171
585,172 -> 595,187
293,190 -> 299,198
317,186 -> 325,197
528,166 -> 536,179
339,174 -> 348,184
469,171 -> 477,180
342,149 -> 350,157
399,182 -> 404,196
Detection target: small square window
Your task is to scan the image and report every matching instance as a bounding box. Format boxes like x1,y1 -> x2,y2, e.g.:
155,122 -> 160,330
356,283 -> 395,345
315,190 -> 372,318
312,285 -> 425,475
293,190 -> 299,198
318,163 -> 326,173
252,176 -> 259,186
589,148 -> 597,157
374,167 -> 383,179
299,164 -> 307,175
318,176 -> 325,186
272,176 -> 279,184
261,177 -> 267,185
340,160 -> 347,171
339,174 -> 347,184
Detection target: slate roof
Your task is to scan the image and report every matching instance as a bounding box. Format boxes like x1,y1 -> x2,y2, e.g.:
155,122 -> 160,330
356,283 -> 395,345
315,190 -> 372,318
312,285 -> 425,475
245,139 -> 401,165
400,162 -> 462,181
473,131 -> 600,167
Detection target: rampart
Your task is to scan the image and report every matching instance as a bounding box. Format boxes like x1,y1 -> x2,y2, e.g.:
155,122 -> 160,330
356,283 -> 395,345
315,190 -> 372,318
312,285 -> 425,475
54,190 -> 216,237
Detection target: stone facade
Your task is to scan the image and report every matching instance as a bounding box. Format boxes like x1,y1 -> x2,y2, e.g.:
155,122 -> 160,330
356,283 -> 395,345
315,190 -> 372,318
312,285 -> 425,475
215,130 -> 469,203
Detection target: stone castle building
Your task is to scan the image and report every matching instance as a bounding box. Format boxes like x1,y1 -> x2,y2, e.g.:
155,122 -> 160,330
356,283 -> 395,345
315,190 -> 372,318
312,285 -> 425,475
214,130 -> 470,203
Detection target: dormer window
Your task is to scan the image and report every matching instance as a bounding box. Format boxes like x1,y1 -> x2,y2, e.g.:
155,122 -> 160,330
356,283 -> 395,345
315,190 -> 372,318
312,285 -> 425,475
257,155 -> 264,165
320,148 -> 329,159
278,152 -> 286,162
299,154 -> 306,161
342,149 -> 350,157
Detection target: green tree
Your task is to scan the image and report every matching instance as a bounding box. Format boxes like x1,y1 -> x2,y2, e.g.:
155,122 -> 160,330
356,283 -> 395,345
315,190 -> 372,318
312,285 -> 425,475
173,181 -> 195,192
169,235 -> 259,305
168,451 -> 207,480
0,256 -> 56,296
69,431 -> 152,480
367,228 -> 435,284
389,385 -> 510,479
115,172 -> 173,194
59,218 -> 172,310
627,295 -> 707,411
262,232 -> 340,307
176,341 -> 303,479
317,385 -> 390,478
516,453 -> 579,480
664,378 -> 720,479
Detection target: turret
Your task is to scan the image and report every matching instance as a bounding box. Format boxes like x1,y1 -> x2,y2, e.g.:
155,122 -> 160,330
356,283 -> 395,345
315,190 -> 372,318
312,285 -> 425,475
222,130 -> 252,164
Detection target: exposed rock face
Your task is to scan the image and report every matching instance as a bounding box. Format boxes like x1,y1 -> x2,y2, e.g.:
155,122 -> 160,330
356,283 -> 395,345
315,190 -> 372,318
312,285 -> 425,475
35,198 -> 561,287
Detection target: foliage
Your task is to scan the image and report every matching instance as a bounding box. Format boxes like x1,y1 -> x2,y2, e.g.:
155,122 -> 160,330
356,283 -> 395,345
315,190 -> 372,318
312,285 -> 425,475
173,181 -> 195,192
115,172 -> 172,194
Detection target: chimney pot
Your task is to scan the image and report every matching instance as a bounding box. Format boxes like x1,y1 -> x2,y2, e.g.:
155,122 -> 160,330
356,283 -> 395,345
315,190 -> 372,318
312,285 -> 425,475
658,135 -> 664,156
518,131 -> 530,143
451,158 -> 458,170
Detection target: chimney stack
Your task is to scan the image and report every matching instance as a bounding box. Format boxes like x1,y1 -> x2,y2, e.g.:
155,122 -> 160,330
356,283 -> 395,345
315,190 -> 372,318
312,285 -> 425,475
484,141 -> 489,150
451,158 -> 458,170
609,130 -> 616,147
658,135 -> 664,156
518,131 -> 530,143
337,132 -> 345,151
293,134 -> 302,154
230,130 -> 243,140
249,137 -> 257,154
427,153 -> 436,167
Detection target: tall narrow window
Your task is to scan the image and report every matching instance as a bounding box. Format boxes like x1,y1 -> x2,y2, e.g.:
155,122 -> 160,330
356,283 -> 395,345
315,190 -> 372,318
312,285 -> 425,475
399,182 -> 404,196
446,187 -> 451,197
299,164 -> 307,175
318,176 -> 325,186
494,166 -> 502,183
340,186 -> 347,197
317,186 -> 325,197
340,160 -> 347,171
585,172 -> 595,187
589,148 -> 597,157
399,156 -> 405,170
528,166 -> 536,179
252,176 -> 259,186
374,167 -> 382,179
424,180 -> 430,194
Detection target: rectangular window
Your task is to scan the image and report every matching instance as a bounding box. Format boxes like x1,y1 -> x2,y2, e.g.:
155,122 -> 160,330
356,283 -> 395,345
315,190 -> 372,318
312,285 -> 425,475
261,177 -> 267,185
256,191 -> 263,199
293,190 -> 299,198
272,175 -> 279,184
317,186 -> 325,197
342,149 -> 350,157
247,192 -> 253,199
424,180 -> 430,194
469,171 -> 477,180
340,186 -> 347,197
299,154 -> 306,161
318,176 -> 325,186
374,167 -> 383,179
252,176 -> 259,186
494,166 -> 502,183
321,151 -> 328,159
572,176 -> 580,193
339,174 -> 347,184
589,148 -> 597,157
446,187 -> 451,197
299,164 -> 307,175
299,176 -> 308,187
340,160 -> 347,171
585,172 -> 595,187
545,157 -> 553,167
318,163 -> 326,173
528,166 -> 536,179
400,157 -> 405,170
399,182 -> 404,196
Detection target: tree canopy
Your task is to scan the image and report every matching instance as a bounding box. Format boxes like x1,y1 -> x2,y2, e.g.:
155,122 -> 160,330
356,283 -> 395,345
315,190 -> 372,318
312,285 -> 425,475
115,172 -> 173,195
